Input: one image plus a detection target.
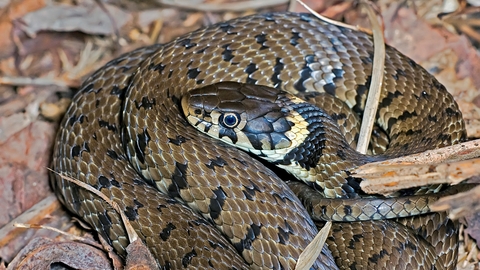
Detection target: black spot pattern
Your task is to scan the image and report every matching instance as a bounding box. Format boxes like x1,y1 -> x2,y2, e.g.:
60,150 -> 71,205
182,249 -> 197,267
294,54 -> 315,92
159,222 -> 177,241
209,187 -> 227,220
149,62 -> 166,72
290,31 -> 301,46
133,128 -> 151,164
168,162 -> 189,198
67,114 -> 85,126
244,63 -> 258,85
205,157 -> 228,171
221,44 -> 234,62
187,68 -> 201,79
168,135 -> 187,146
271,57 -> 284,87
135,96 -> 156,110
255,33 -> 269,50
98,119 -> 117,132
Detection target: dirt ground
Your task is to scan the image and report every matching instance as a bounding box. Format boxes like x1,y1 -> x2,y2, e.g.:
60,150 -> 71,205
0,0 -> 479,269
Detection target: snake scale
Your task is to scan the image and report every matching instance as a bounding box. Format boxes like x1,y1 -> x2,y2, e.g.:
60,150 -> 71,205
51,12 -> 467,269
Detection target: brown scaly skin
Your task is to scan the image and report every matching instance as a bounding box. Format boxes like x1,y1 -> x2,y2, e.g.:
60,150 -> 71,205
52,12 -> 466,269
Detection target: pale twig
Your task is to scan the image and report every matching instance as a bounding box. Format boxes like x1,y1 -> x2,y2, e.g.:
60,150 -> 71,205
356,1 -> 385,154
48,169 -> 139,243
0,76 -> 69,87
159,0 -> 289,12
13,223 -> 103,249
295,0 -> 358,30
295,222 -> 332,270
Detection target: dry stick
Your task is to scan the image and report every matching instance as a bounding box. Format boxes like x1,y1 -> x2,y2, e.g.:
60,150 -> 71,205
356,1 -> 385,154
13,223 -> 104,249
47,168 -> 139,244
295,222 -> 332,270
159,0 -> 289,12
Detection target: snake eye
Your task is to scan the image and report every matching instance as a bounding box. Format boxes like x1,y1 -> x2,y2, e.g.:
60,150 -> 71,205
221,113 -> 240,128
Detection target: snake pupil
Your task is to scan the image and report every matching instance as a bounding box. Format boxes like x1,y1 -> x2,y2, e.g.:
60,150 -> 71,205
222,113 -> 239,128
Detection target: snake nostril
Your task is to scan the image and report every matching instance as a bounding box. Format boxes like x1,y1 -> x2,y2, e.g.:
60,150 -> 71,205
194,109 -> 201,115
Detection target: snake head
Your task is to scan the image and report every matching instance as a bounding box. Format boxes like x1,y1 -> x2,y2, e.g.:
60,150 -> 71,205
181,82 -> 310,160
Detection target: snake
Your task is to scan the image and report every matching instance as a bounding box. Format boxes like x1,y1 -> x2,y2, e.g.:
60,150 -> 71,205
50,12 -> 468,269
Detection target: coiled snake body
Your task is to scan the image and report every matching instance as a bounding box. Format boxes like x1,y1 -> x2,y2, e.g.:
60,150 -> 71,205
51,12 -> 466,269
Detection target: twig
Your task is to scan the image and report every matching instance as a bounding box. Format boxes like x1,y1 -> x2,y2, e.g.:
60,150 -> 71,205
356,1 -> 385,154
0,76 -> 69,87
48,169 -> 139,243
295,222 -> 332,270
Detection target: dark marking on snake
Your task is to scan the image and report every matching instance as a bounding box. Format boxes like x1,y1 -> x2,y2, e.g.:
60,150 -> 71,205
343,205 -> 352,216
110,85 -> 123,97
278,226 -> 291,245
379,90 -> 403,110
98,119 -> 117,132
360,56 -> 373,64
218,23 -> 235,34
208,239 -> 224,249
135,96 -> 156,110
293,54 -> 315,92
98,175 -> 111,188
273,192 -> 287,204
187,68 -> 201,79
182,248 -> 197,267
168,135 -> 187,146
97,212 -> 113,243
445,107 -> 458,117
255,33 -> 269,50
232,157 -> 248,166
290,31 -> 301,46
179,38 -> 197,49
242,188 -> 256,201
106,149 -> 120,160
271,57 -> 284,87
323,82 -> 336,96
206,157 -> 228,171
369,249 -> 389,263
169,162 -> 189,198
396,69 -> 407,77
149,62 -> 166,73
233,226 -> 255,252
164,261 -> 172,270
68,114 -> 85,126
71,141 -> 90,158
160,222 -> 177,241
82,83 -> 94,93
348,234 -> 363,249
210,187 -> 227,220
124,205 -> 139,221
393,111 -> 418,128
244,63 -> 258,85
221,44 -> 234,62
134,127 -> 151,164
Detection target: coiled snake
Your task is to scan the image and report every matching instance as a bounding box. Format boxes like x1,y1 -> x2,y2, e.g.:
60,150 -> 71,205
51,12 -> 467,269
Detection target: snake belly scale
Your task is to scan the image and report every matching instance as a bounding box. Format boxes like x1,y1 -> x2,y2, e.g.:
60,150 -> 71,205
51,12 -> 466,269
